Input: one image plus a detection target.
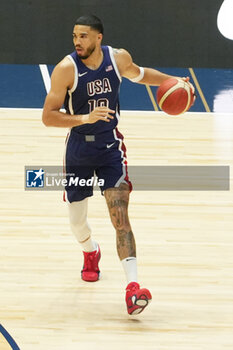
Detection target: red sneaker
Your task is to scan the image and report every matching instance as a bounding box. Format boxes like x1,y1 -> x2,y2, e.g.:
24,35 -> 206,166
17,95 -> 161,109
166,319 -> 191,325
125,282 -> 152,315
81,245 -> 101,282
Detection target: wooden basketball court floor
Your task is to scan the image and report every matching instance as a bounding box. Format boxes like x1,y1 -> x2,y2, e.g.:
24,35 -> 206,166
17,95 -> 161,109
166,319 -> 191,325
0,108 -> 233,350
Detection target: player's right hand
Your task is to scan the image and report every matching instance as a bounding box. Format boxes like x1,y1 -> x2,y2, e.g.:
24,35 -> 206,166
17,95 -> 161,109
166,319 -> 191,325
84,107 -> 115,124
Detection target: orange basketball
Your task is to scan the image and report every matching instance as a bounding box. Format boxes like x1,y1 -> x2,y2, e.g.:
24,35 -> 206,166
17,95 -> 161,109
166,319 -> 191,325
156,78 -> 195,115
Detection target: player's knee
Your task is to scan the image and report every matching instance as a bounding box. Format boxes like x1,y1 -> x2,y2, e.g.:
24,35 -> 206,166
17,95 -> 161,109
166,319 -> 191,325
67,198 -> 88,225
69,213 -> 87,227
67,199 -> 91,239
110,207 -> 130,231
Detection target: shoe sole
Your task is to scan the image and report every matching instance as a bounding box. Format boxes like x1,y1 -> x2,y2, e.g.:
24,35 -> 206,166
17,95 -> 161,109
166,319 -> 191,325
129,295 -> 152,315
81,271 -> 101,282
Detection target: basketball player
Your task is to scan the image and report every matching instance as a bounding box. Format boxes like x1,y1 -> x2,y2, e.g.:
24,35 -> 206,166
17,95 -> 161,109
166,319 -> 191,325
42,15 -> 194,315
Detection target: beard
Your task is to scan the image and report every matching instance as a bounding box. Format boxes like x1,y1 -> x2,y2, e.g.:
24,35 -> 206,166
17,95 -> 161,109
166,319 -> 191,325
77,44 -> 96,60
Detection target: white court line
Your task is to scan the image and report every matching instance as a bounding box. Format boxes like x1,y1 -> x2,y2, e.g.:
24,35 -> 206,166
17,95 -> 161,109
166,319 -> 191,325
39,64 -> 51,94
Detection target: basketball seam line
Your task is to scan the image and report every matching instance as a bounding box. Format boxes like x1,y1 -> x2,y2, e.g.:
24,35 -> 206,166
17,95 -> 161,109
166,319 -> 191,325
159,80 -> 191,114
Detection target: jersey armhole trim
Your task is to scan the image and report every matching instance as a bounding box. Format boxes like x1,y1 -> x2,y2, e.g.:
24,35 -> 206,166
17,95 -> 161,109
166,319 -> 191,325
66,55 -> 78,92
108,46 -> 122,82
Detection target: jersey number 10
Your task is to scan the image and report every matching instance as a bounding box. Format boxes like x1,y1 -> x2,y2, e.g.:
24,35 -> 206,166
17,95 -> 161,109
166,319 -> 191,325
88,98 -> 109,112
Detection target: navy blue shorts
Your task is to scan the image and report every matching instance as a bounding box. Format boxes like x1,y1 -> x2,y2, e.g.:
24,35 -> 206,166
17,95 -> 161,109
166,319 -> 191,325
63,128 -> 132,202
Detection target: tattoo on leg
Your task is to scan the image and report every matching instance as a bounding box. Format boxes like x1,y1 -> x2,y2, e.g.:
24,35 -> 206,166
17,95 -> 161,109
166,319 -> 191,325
107,198 -> 129,230
108,199 -> 128,210
104,184 -> 134,259
117,229 -> 136,259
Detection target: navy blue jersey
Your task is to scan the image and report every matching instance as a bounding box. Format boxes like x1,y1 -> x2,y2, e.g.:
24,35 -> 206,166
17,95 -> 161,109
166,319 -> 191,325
64,46 -> 121,135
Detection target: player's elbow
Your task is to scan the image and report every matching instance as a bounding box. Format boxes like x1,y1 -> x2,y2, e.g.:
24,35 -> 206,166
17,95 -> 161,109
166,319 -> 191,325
42,110 -> 52,127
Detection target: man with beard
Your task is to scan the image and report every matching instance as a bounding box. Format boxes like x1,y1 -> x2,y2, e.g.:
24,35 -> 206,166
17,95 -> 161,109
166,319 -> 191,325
42,15 -> 193,315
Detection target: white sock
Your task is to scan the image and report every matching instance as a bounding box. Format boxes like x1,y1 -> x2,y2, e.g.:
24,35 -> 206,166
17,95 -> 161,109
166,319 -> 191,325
121,257 -> 138,284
